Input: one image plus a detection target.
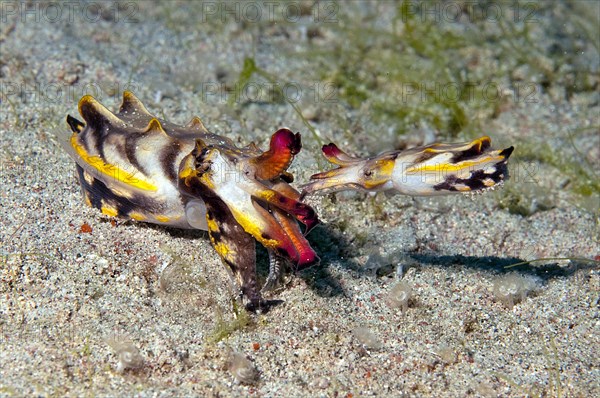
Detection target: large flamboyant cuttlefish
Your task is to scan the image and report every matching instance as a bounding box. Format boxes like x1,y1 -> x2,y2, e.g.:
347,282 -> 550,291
62,92 -> 513,311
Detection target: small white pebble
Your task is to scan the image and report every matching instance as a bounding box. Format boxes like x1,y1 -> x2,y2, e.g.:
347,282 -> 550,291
353,327 -> 382,350
106,337 -> 144,373
228,352 -> 259,384
387,281 -> 413,313
493,273 -> 540,308
433,345 -> 456,364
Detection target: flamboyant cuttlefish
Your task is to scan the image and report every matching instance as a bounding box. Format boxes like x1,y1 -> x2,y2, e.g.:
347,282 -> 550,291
62,92 -> 513,311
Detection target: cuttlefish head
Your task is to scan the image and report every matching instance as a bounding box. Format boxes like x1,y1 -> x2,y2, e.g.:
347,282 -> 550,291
179,129 -> 320,272
303,136 -> 514,197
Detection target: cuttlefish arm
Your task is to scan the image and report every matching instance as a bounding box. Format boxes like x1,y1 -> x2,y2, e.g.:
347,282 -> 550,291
302,136 -> 514,197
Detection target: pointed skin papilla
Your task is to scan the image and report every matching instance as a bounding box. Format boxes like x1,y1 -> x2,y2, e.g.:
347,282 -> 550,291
78,95 -> 126,130
119,91 -> 153,116
66,115 -> 85,133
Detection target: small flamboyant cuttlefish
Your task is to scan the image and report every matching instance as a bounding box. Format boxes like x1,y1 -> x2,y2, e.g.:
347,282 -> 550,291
62,92 -> 513,311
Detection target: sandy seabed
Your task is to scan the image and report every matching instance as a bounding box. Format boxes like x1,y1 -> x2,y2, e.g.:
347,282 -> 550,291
1,1 -> 598,397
